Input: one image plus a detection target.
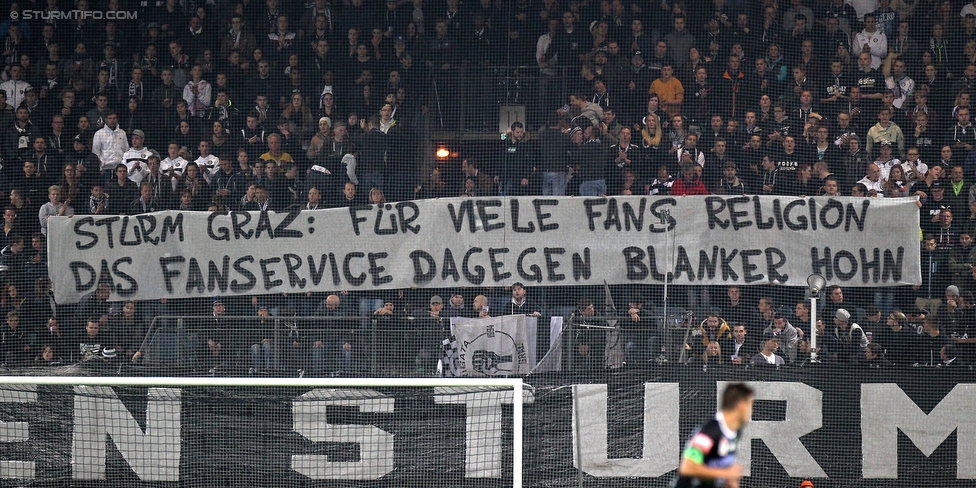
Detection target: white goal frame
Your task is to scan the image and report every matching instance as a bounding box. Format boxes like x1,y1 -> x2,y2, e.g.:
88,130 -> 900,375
0,376 -> 524,488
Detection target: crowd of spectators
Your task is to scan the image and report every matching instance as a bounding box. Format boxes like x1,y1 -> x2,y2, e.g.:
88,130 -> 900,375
7,0 -> 976,205
3,0 -> 976,374
654,283 -> 976,370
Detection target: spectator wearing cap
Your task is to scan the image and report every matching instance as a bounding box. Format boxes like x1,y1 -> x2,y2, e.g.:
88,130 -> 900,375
617,51 -> 652,124
589,77 -> 611,112
920,179 -> 951,231
943,284 -> 968,326
865,107 -> 904,157
715,161 -> 747,194
20,86 -> 40,116
428,295 -> 445,318
826,308 -> 868,363
204,296 -> 230,329
122,129 -> 154,186
571,297 -> 607,370
872,140 -> 902,181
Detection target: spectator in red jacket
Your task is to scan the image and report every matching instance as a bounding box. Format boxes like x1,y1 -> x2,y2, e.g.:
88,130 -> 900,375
670,163 -> 708,195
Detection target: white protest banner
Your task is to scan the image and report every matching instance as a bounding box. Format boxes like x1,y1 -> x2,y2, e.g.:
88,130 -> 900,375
451,315 -> 534,376
47,195 -> 922,303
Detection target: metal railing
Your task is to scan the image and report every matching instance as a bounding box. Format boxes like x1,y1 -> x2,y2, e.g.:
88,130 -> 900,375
138,314 -> 457,376
130,310 -> 690,377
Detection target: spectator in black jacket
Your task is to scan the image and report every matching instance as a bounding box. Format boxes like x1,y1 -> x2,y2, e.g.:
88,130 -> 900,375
917,316 -> 950,366
875,311 -> 916,366
916,235 -> 951,315
537,116 -> 571,196
0,311 -> 31,365
572,298 -> 605,371
73,282 -> 111,329
862,342 -> 893,367
497,121 -> 536,196
503,282 -> 543,317
2,107 -> 34,164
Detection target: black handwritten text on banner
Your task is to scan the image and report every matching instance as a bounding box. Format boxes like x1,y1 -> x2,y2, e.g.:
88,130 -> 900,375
47,196 -> 922,303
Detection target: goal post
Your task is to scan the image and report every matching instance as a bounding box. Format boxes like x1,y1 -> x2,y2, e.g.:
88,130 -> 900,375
0,375 -> 524,487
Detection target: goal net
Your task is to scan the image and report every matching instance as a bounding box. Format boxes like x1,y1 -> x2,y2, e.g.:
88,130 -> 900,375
0,375 -> 523,487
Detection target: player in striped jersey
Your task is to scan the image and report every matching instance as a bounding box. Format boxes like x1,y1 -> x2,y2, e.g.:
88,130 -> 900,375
673,383 -> 754,488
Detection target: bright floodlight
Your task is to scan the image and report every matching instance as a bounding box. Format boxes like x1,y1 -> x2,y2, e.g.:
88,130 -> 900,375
807,274 -> 826,295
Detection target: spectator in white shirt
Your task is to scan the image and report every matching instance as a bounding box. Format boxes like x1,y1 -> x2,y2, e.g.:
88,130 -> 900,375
90,112 -> 129,180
